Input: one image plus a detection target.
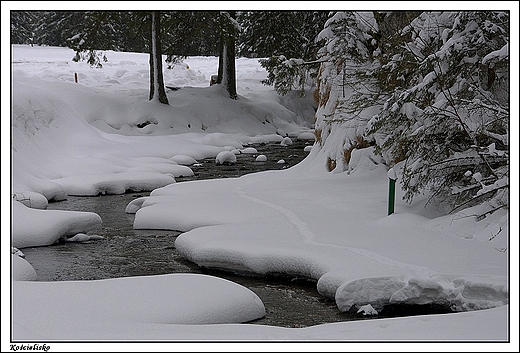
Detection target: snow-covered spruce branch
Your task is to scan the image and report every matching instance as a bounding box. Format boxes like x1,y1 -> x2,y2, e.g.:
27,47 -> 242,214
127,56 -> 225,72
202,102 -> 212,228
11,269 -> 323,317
431,58 -> 476,141
450,184 -> 508,215
450,183 -> 485,196
283,57 -> 329,67
458,98 -> 509,117
426,154 -> 508,170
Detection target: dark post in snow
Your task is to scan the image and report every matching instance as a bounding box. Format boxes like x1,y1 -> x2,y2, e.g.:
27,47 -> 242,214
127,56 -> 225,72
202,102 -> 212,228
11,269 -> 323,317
149,11 -> 169,105
388,168 -> 397,215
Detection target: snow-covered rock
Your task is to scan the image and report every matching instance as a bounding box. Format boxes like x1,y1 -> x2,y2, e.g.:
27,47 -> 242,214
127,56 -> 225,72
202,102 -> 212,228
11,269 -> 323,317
66,233 -> 104,243
280,137 -> 293,146
125,196 -> 149,214
357,304 -> 378,316
170,154 -> 198,166
216,151 -> 237,165
240,147 -> 258,154
255,154 -> 267,162
297,131 -> 316,140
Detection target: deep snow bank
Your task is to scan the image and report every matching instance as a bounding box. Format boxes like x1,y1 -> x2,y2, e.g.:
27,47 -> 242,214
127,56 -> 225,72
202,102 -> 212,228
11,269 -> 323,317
12,273 -> 266,340
130,155 -> 508,315
11,45 -> 316,203
12,200 -> 102,248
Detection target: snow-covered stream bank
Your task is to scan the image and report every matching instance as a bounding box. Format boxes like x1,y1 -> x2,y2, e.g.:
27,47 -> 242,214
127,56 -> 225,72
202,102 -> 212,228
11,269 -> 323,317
19,140 -> 389,328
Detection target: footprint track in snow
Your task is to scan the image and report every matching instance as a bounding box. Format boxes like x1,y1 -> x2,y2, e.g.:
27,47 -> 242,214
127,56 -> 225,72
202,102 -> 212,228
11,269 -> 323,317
234,183 -> 434,277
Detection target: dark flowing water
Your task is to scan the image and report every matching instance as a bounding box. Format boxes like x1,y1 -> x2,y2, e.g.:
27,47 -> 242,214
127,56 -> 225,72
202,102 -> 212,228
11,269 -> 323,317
20,140 -> 452,328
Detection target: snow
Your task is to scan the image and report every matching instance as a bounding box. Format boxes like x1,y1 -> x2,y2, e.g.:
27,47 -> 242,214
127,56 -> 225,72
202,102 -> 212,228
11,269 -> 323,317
357,304 -> 378,316
215,150 -> 237,165
255,154 -> 267,162
12,273 -> 266,337
12,255 -> 37,282
52,171 -> 178,196
280,136 -> 293,146
482,42 -> 509,64
170,154 -> 198,166
240,147 -> 258,154
12,199 -> 102,248
4,43 -> 518,349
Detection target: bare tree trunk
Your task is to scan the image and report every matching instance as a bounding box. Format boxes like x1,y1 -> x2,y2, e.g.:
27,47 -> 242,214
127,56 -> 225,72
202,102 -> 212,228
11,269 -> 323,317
149,11 -> 169,104
217,11 -> 238,99
223,34 -> 237,99
217,39 -> 223,84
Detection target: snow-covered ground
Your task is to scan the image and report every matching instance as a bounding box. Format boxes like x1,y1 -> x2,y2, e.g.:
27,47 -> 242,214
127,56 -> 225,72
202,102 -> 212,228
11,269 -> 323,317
3,44 -> 518,351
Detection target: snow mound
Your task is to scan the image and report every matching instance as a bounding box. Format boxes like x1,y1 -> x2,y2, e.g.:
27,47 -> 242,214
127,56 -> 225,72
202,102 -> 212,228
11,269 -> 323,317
52,172 -> 176,196
335,275 -> 508,312
357,304 -> 378,316
297,131 -> 316,140
240,147 -> 258,154
66,233 -> 104,243
12,200 -> 102,248
125,196 -> 149,214
281,136 -> 293,146
13,273 -> 266,340
255,154 -> 268,162
12,191 -> 48,209
12,255 -> 37,281
216,151 -> 237,165
170,154 -> 198,166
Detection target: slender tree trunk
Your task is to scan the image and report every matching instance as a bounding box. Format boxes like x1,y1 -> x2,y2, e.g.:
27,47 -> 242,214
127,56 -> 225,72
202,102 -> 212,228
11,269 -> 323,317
149,11 -> 169,104
217,11 -> 238,99
217,39 -> 223,84
223,34 -> 237,99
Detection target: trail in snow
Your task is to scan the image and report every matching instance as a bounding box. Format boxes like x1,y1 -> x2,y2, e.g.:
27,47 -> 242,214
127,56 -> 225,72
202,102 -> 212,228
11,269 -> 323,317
234,183 -> 435,278
234,183 -> 316,243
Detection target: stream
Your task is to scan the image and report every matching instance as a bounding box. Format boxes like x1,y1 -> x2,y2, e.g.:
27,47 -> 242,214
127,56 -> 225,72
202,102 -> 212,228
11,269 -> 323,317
20,140 -> 451,328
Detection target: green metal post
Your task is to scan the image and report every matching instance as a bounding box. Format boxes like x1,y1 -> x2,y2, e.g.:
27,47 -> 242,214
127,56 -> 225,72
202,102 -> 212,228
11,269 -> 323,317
387,167 -> 397,215
388,177 -> 395,215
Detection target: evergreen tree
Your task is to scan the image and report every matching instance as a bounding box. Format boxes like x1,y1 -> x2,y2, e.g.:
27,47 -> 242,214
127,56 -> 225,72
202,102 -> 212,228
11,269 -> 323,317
241,11 -> 329,96
162,11 -> 220,59
63,11 -> 170,105
11,11 -> 70,46
238,11 -> 329,59
11,11 -> 38,45
368,11 -> 509,214
65,11 -> 121,67
313,11 -> 509,216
